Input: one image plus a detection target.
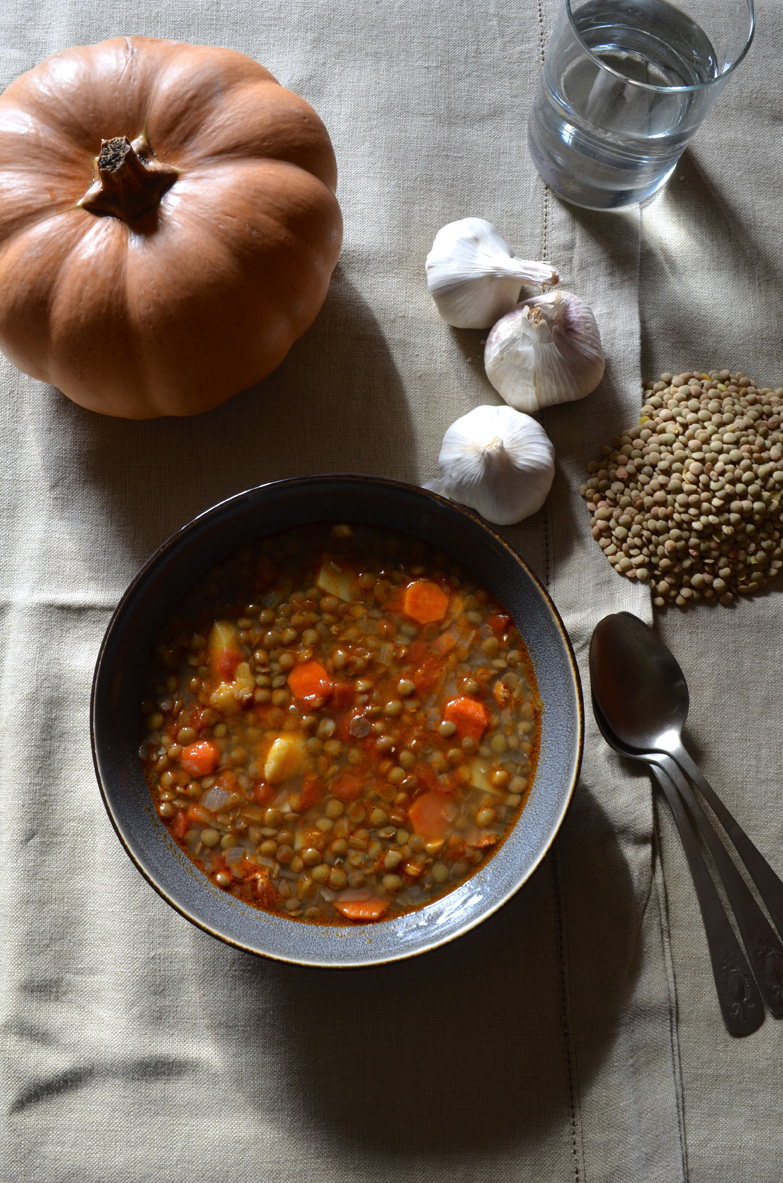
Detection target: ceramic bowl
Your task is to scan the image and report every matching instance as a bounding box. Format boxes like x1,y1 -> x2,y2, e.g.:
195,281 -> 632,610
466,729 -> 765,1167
91,475 -> 583,967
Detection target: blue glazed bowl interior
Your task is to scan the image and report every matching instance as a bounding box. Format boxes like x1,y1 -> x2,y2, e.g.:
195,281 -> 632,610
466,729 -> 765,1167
91,475 -> 583,967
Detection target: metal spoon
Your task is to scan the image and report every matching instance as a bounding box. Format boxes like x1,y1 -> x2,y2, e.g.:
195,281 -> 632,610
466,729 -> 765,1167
591,697 -> 762,1034
592,696 -> 783,1019
590,611 -> 783,938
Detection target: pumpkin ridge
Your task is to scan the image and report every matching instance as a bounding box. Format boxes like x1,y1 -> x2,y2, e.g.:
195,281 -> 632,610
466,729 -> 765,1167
0,95 -> 101,167
142,77 -> 338,191
168,160 -> 341,294
0,205 -> 81,259
140,45 -> 281,157
0,43 -> 155,155
48,217 -> 154,416
0,211 -> 119,383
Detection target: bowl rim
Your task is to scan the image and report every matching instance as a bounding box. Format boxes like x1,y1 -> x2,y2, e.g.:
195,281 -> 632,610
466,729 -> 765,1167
91,473 -> 583,967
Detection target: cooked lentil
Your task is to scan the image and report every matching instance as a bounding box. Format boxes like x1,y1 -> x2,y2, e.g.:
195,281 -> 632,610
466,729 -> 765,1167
139,522 -> 541,924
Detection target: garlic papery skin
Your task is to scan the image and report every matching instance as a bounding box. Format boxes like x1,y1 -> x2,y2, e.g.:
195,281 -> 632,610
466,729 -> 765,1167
425,404 -> 556,526
426,217 -> 559,329
484,290 -> 605,413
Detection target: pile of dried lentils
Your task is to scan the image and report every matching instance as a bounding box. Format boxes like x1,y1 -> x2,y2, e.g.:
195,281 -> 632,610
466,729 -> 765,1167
581,371 -> 783,607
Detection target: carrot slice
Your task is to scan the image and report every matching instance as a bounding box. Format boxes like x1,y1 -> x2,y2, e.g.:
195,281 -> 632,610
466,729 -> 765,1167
408,790 -> 458,839
334,895 -> 389,921
181,739 -> 221,777
402,579 -> 449,625
287,660 -> 333,705
444,696 -> 490,742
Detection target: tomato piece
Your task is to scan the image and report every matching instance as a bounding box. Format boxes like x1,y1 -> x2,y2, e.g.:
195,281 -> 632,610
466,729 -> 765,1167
297,774 -> 324,811
410,763 -> 437,794
332,773 -> 362,802
214,770 -> 238,792
331,680 -> 355,709
487,612 -> 511,635
253,780 -> 274,806
215,648 -> 242,681
432,630 -> 457,654
187,705 -> 212,732
170,809 -> 189,840
412,661 -> 440,695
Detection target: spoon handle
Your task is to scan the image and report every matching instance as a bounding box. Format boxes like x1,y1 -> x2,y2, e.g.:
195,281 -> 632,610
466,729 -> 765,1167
650,763 -> 764,1035
672,744 -> 783,939
657,755 -> 783,1017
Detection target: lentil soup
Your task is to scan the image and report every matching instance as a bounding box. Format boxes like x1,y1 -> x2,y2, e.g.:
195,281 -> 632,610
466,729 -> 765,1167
139,522 -> 542,924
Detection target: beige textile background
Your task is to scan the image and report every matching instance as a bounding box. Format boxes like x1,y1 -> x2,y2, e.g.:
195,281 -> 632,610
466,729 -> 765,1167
1,0 -> 782,1180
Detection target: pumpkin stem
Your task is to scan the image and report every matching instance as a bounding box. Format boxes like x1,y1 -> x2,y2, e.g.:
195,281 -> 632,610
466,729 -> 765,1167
78,135 -> 178,222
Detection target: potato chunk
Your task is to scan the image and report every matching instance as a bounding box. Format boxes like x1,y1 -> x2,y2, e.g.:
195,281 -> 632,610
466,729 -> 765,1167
264,733 -> 307,784
467,757 -> 502,795
316,556 -> 356,602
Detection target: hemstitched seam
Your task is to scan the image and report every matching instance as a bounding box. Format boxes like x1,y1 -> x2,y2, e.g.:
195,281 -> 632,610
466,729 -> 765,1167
535,0 -> 547,63
553,847 -> 582,1182
536,0 -> 551,587
535,0 -> 551,263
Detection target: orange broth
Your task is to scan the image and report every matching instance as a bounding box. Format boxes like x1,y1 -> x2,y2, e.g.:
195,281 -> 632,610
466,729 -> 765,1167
139,522 -> 541,923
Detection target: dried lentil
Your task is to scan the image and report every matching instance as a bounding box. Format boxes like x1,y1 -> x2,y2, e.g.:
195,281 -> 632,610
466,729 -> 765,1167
581,371 -> 783,606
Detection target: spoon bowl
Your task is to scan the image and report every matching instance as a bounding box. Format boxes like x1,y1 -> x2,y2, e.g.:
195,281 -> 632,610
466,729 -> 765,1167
589,612 -> 689,756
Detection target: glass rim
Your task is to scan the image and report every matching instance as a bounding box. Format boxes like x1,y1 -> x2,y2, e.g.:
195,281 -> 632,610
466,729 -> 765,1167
564,0 -> 755,94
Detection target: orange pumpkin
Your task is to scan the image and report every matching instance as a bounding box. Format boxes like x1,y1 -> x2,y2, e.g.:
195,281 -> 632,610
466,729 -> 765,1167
0,37 -> 342,418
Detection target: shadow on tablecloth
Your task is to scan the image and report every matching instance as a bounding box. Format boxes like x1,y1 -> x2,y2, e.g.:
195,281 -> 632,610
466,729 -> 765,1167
189,777 -> 643,1165
26,266 -> 415,583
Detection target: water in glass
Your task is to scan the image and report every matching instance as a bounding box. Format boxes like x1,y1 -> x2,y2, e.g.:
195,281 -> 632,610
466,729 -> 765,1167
528,0 -> 721,209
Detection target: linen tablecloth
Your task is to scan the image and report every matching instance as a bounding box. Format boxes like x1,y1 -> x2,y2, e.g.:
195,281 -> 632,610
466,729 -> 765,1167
2,1 -> 782,1180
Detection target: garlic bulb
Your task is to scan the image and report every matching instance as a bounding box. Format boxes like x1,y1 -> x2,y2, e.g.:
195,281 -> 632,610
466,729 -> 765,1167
425,404 -> 555,525
426,218 -> 559,329
484,290 -> 605,413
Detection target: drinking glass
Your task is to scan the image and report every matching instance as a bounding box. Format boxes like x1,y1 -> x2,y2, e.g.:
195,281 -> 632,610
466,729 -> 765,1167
527,0 -> 755,210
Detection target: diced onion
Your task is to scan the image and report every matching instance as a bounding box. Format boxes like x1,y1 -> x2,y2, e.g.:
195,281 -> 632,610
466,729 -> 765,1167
202,785 -> 233,812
